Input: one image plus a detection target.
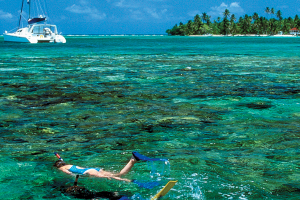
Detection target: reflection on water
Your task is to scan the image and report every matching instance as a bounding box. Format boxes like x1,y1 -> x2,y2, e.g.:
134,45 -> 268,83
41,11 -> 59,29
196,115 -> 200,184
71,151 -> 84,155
0,36 -> 300,199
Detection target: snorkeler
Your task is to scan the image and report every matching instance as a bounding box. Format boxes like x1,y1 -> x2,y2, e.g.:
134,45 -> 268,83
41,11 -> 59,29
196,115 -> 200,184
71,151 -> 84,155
54,152 -> 156,182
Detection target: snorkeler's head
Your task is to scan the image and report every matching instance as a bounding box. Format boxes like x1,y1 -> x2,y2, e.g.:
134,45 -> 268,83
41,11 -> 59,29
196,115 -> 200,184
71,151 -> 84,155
54,160 -> 66,168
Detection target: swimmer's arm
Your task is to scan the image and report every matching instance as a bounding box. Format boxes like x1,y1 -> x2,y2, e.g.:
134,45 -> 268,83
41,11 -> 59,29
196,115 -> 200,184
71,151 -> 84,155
110,176 -> 132,182
97,174 -> 131,182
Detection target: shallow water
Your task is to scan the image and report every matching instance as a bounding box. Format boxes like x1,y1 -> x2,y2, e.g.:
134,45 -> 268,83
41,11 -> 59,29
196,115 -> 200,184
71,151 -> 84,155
0,36 -> 300,199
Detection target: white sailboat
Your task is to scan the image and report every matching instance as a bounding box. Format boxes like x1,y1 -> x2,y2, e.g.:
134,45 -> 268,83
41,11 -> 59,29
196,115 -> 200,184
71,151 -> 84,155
3,0 -> 66,43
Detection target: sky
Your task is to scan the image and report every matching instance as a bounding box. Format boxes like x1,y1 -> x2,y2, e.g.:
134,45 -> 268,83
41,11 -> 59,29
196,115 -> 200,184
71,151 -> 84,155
0,0 -> 299,34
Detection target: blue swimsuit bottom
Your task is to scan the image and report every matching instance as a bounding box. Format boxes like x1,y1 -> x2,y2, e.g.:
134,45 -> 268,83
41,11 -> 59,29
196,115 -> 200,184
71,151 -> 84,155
68,165 -> 101,174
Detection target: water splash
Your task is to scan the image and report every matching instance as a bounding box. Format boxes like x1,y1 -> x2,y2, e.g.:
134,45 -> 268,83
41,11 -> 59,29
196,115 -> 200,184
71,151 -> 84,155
131,193 -> 146,200
172,173 -> 206,200
147,159 -> 171,179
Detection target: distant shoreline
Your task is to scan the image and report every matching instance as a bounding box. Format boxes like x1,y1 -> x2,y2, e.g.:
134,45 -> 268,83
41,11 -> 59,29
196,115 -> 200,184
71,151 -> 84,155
0,34 -> 298,37
189,34 -> 298,37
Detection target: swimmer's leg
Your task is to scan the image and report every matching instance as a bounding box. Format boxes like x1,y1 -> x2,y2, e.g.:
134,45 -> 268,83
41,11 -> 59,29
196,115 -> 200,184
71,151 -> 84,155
116,152 -> 157,176
116,156 -> 137,176
87,169 -> 132,182
88,155 -> 137,178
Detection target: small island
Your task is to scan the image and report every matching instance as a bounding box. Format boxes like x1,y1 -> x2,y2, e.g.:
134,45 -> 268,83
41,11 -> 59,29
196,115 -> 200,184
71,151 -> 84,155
166,7 -> 300,36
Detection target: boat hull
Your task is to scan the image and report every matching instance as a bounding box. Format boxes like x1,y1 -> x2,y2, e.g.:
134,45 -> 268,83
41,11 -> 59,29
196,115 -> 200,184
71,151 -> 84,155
3,34 -> 35,43
4,33 -> 66,44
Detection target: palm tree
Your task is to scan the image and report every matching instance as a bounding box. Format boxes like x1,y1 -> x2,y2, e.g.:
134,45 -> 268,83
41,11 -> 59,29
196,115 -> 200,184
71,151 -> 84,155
230,23 -> 239,35
206,15 -> 212,26
166,6 -> 300,36
194,14 -> 203,34
262,18 -> 269,34
271,8 -> 275,18
253,12 -> 259,21
166,24 -> 178,35
276,10 -> 282,21
294,15 -> 299,28
211,22 -> 220,34
287,17 -> 295,28
230,14 -> 236,22
186,20 -> 194,35
222,17 -> 230,35
201,12 -> 207,23
269,18 -> 280,35
252,19 -> 261,35
178,22 -> 187,35
282,20 -> 291,34
265,7 -> 270,19
223,9 -> 230,19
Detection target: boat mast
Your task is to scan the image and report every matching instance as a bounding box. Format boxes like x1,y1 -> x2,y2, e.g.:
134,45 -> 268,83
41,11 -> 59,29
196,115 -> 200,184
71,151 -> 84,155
18,0 -> 25,29
28,0 -> 31,19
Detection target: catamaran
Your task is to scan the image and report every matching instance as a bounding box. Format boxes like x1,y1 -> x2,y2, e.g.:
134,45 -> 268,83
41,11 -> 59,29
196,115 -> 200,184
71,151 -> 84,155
3,0 -> 66,43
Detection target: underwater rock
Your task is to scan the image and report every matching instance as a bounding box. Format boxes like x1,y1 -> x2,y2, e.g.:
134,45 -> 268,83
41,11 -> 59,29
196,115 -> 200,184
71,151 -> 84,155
183,67 -> 192,71
12,138 -> 28,143
19,193 -> 34,200
273,183 -> 300,194
284,89 -> 300,95
189,158 -> 200,165
41,128 -> 56,134
139,123 -> 154,133
64,185 -> 124,199
31,150 -> 47,156
162,141 -> 189,149
157,116 -> 208,128
239,102 -> 273,109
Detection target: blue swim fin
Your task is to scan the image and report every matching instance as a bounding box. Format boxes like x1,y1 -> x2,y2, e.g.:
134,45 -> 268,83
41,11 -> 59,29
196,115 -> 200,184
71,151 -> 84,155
132,152 -> 167,162
119,197 -> 130,200
132,180 -> 161,189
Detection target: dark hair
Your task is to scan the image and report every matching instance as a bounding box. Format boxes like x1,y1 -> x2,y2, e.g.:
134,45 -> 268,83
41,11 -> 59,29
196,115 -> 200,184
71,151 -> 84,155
54,160 -> 66,168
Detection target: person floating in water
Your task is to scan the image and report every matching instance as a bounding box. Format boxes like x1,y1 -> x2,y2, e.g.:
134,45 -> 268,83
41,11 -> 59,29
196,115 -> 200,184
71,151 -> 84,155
54,152 -> 161,183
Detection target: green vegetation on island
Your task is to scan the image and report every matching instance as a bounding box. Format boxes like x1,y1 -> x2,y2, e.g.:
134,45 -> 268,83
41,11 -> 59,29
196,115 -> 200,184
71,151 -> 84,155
166,7 -> 300,36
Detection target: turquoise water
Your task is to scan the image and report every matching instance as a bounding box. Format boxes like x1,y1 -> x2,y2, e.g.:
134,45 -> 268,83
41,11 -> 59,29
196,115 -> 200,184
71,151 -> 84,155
0,36 -> 300,199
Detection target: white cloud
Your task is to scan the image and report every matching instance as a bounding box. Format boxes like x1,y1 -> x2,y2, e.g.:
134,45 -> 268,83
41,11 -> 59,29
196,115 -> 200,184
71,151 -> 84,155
145,8 -> 167,19
208,2 -> 244,18
129,9 -> 143,20
279,5 -> 288,9
115,0 -> 126,7
130,8 -> 168,21
128,8 -> 168,20
66,1 -> 106,20
113,0 -> 166,8
230,2 -> 240,8
110,0 -> 170,21
79,0 -> 89,6
90,13 -> 107,20
0,10 -> 13,19
114,0 -> 140,8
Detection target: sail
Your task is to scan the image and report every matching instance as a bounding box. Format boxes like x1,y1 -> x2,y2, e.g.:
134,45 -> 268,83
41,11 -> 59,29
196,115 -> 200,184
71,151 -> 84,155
28,17 -> 46,24
26,0 -> 47,24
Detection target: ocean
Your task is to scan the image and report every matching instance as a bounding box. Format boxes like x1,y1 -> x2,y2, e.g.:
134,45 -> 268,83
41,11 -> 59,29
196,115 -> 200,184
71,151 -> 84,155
0,35 -> 300,199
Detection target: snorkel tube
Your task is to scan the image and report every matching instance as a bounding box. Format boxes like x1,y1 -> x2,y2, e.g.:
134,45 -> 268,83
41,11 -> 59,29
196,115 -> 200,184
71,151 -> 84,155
54,152 -> 63,161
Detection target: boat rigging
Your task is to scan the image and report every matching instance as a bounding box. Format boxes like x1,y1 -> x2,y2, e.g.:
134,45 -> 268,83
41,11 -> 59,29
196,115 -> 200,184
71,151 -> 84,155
4,0 -> 66,43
